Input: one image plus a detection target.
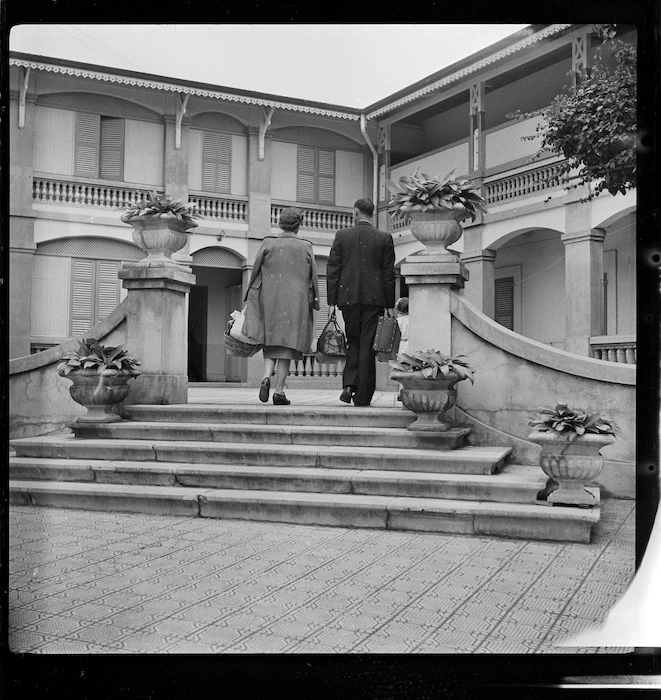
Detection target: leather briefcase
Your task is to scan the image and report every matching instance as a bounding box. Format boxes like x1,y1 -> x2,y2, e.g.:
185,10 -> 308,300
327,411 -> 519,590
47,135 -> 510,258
372,315 -> 401,362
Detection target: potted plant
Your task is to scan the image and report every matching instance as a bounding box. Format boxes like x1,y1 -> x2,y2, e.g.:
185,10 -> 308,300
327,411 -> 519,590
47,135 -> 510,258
388,350 -> 475,432
386,169 -> 488,257
528,403 -> 618,507
57,338 -> 141,423
121,191 -> 200,262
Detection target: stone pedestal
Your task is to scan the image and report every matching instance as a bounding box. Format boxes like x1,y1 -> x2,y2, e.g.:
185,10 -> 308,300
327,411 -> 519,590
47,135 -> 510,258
401,253 -> 469,356
119,261 -> 196,405
461,248 -> 496,318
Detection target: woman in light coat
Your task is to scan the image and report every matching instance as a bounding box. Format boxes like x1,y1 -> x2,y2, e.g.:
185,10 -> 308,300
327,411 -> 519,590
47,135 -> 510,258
243,208 -> 320,405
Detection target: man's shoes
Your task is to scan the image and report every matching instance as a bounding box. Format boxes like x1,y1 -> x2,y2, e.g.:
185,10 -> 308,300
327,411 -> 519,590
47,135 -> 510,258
273,392 -> 291,406
259,377 -> 270,403
339,386 -> 355,403
353,400 -> 371,407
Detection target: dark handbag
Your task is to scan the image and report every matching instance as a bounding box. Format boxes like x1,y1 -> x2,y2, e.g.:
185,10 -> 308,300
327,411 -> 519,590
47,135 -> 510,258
373,315 -> 401,362
316,310 -> 347,358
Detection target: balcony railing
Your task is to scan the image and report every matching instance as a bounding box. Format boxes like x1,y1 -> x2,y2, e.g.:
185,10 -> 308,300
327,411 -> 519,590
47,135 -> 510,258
590,335 -> 636,364
32,177 -> 161,208
288,354 -> 345,378
189,194 -> 247,222
484,161 -> 566,205
271,204 -> 353,232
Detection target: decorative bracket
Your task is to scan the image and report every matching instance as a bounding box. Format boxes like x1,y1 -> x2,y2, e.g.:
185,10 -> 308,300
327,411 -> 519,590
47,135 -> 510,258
376,124 -> 390,154
572,33 -> 590,86
18,66 -> 31,129
259,106 -> 275,161
469,82 -> 483,115
175,93 -> 190,150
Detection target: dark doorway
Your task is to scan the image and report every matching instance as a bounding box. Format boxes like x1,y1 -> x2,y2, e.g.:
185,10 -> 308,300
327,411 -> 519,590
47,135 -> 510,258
188,285 -> 208,381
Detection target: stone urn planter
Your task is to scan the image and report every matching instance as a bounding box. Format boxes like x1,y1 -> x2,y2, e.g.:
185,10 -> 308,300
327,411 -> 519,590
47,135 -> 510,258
408,209 -> 466,257
386,168 -> 488,256
528,431 -> 616,507
528,403 -> 618,507
388,350 -> 475,434
128,216 -> 192,262
389,369 -> 464,432
121,192 -> 199,263
61,368 -> 140,423
57,339 -> 141,424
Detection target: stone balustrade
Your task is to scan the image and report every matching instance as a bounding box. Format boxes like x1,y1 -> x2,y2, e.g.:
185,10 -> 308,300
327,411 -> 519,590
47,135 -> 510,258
484,161 -> 566,205
288,354 -> 345,378
271,204 -> 353,231
590,335 -> 637,364
32,177 -> 160,208
189,194 -> 247,221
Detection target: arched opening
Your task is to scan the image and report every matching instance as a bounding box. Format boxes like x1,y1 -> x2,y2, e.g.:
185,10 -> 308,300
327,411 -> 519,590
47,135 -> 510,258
492,227 -> 566,347
189,246 -> 246,383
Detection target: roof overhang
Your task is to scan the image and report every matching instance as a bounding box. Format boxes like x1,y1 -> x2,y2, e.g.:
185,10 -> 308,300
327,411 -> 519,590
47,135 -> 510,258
8,53 -> 362,121
364,24 -> 573,119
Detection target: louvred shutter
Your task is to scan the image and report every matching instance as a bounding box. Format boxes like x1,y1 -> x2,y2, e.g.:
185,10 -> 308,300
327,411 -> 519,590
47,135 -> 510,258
297,146 -> 315,202
202,131 -> 231,192
74,113 -> 100,178
96,260 -> 121,323
99,118 -> 124,181
318,149 -> 335,204
495,277 -> 514,330
71,258 -> 95,336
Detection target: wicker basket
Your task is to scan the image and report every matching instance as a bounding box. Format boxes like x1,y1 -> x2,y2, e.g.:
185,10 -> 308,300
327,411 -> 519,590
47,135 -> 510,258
224,332 -> 262,358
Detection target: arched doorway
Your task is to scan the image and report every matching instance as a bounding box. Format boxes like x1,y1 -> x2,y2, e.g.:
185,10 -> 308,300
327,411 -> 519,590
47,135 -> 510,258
189,246 -> 245,382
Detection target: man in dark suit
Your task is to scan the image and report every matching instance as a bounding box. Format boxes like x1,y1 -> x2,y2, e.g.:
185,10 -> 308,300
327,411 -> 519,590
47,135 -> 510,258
327,198 -> 396,406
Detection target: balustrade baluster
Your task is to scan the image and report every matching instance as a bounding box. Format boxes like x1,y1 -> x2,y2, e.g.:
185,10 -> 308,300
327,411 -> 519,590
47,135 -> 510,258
625,347 -> 635,364
616,348 -> 625,363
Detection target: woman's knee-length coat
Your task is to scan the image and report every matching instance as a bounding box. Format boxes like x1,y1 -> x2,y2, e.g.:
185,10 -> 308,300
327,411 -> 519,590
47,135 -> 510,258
243,232 -> 320,353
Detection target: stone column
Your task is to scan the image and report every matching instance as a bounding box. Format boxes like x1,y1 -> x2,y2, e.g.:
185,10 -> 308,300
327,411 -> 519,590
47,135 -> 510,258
247,127 -> 272,238
461,247 -> 496,318
401,253 -> 469,356
119,262 -> 196,404
562,227 -> 606,356
164,115 -> 193,266
9,95 -> 37,359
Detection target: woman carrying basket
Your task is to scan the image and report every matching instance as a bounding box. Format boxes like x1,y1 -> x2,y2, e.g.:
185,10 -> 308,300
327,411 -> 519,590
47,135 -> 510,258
242,208 -> 320,405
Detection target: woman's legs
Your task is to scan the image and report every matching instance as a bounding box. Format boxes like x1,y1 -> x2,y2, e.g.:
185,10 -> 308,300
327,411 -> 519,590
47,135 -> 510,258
263,358 -> 276,380
273,359 -> 290,395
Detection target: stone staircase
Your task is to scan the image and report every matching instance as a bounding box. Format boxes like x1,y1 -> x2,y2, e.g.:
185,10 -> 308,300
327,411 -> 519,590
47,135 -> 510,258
9,404 -> 600,542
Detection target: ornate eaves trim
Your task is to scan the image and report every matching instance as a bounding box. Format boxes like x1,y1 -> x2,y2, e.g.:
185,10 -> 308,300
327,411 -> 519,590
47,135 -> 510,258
8,57 -> 361,121
365,24 -> 574,119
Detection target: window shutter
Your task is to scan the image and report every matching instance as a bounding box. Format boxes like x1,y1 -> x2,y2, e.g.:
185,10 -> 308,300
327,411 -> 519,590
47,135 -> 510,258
96,261 -> 121,323
74,113 -> 100,177
99,117 -> 124,181
202,131 -> 231,192
297,146 -> 316,202
318,149 -> 335,203
495,277 -> 514,330
71,258 -> 95,335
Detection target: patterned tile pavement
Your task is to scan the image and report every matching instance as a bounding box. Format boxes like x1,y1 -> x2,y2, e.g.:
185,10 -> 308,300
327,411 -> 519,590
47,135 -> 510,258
9,498 -> 635,655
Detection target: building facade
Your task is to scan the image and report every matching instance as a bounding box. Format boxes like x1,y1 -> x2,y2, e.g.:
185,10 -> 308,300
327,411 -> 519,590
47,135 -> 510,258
8,23 -> 637,386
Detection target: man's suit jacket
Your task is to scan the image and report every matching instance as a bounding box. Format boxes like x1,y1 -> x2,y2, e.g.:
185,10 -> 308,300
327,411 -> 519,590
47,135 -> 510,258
326,221 -> 396,308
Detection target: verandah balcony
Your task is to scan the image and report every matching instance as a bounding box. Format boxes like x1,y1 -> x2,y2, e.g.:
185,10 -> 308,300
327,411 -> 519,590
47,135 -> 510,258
271,201 -> 353,232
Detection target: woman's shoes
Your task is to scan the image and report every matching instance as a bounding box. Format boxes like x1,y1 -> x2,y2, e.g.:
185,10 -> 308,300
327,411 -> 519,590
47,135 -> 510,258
339,386 -> 356,403
259,377 -> 270,403
273,393 -> 290,406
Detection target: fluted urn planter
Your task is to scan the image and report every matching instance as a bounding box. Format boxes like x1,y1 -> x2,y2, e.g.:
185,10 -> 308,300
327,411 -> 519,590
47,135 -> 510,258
389,369 -> 464,432
59,368 -> 140,423
407,208 -> 466,257
528,431 -> 616,507
125,215 -> 195,263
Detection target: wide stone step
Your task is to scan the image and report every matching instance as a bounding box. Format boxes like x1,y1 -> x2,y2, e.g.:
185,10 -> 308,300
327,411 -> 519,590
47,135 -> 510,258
9,458 -> 546,503
10,435 -> 512,475
125,404 -> 415,428
9,480 -> 598,543
71,421 -> 470,450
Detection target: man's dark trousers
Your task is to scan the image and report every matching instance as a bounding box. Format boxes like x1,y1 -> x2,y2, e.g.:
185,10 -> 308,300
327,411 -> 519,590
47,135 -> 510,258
341,304 -> 382,405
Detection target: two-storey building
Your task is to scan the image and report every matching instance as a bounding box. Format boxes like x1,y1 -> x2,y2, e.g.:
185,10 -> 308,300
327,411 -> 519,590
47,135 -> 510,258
8,22 -> 637,389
